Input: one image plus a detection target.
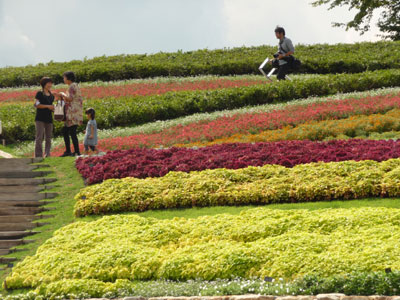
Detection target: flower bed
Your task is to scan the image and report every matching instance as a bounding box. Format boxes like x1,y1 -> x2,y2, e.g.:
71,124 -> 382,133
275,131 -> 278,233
74,158 -> 400,216
6,207 -> 400,289
3,69 -> 400,143
180,108 -> 400,147
0,78 -> 264,104
50,92 -> 400,155
76,139 -> 400,184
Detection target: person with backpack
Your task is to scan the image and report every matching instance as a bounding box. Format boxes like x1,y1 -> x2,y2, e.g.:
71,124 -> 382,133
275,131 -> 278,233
272,26 -> 295,80
34,77 -> 55,158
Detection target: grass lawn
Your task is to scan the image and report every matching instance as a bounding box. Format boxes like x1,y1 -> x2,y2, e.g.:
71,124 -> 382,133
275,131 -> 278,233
1,155 -> 400,295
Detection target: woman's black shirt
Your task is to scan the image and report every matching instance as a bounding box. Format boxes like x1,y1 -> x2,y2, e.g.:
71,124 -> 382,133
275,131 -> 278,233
35,91 -> 54,123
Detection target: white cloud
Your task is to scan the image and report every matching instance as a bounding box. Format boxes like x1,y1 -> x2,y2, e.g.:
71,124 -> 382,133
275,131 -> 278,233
0,15 -> 35,66
0,0 -> 388,67
222,0 -> 382,47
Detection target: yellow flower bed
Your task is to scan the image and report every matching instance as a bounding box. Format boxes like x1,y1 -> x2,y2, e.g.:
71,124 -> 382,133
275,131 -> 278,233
74,159 -> 400,216
6,207 -> 400,289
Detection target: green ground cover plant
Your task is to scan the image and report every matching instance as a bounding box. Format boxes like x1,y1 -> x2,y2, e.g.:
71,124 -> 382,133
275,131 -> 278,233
6,207 -> 400,292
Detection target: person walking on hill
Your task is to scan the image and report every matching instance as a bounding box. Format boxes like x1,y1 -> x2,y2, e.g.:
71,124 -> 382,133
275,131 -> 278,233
34,77 -> 55,158
59,71 -> 83,157
272,26 -> 295,80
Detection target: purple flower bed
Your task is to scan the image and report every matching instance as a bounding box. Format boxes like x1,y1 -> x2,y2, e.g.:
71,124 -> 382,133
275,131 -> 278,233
76,139 -> 400,184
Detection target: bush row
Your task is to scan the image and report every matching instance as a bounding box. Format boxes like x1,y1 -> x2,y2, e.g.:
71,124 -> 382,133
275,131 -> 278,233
2,69 -> 400,143
6,207 -> 400,289
185,108 -> 400,147
0,41 -> 399,87
74,158 -> 400,215
76,139 -> 400,184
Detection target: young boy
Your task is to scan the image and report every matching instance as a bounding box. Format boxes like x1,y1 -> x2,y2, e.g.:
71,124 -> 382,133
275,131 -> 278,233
84,108 -> 98,155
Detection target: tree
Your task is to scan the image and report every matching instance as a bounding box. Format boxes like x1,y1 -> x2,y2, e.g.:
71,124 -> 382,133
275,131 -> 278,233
312,0 -> 400,41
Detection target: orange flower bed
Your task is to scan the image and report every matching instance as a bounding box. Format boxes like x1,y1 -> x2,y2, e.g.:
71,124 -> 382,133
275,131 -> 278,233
177,109 -> 400,147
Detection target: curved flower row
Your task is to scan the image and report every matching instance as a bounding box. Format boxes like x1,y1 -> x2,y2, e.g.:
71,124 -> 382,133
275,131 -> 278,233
7,207 -> 400,289
179,108 -> 400,147
74,158 -> 400,216
52,93 -> 400,155
76,139 -> 400,184
0,78 -> 264,104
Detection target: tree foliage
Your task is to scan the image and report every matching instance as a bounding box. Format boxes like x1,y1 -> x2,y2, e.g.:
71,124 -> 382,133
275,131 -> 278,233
312,0 -> 400,40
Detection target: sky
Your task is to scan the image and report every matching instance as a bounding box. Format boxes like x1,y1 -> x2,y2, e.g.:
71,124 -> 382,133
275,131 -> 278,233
0,0 -> 382,68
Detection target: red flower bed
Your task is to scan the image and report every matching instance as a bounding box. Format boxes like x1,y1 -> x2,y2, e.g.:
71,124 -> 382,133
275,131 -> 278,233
76,139 -> 400,184
52,93 -> 400,156
0,78 -> 263,103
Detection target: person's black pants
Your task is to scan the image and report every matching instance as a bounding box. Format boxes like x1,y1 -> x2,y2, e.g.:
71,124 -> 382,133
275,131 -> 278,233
62,125 -> 80,154
277,63 -> 290,80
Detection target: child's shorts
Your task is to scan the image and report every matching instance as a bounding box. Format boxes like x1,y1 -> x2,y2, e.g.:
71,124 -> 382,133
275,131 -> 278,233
84,144 -> 96,151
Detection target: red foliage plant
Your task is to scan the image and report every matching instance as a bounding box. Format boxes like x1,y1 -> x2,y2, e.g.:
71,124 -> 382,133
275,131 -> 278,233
76,139 -> 400,184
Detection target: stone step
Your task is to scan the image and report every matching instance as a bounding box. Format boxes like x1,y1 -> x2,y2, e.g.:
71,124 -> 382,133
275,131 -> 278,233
0,158 -> 43,164
0,170 -> 52,178
0,239 -> 34,249
0,185 -> 47,193
0,165 -> 40,173
0,206 -> 53,215
0,231 -> 39,239
0,192 -> 58,201
0,222 -> 48,231
0,248 -> 25,255
0,215 -> 53,223
0,177 -> 56,186
0,200 -> 55,207
0,257 -> 16,264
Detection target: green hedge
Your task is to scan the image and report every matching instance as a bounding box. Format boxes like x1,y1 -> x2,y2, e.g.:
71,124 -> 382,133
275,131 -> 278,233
0,41 -> 399,87
1,69 -> 400,143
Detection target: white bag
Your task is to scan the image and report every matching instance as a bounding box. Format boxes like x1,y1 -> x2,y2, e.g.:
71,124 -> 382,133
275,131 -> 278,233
54,100 -> 65,122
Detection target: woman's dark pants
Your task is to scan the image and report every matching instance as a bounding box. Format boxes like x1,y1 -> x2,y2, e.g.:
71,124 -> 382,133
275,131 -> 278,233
62,125 -> 80,154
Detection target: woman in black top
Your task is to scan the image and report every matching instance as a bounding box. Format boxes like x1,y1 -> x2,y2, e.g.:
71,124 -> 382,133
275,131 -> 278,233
34,77 -> 55,158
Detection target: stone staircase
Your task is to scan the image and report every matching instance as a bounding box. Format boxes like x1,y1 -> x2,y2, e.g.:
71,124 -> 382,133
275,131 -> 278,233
0,158 -> 56,271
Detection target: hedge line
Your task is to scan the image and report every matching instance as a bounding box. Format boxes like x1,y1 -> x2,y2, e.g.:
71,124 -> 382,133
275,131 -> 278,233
1,69 -> 400,143
0,41 -> 399,87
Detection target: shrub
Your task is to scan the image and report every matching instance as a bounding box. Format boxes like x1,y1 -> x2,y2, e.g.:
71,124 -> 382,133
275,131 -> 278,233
0,41 -> 399,87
